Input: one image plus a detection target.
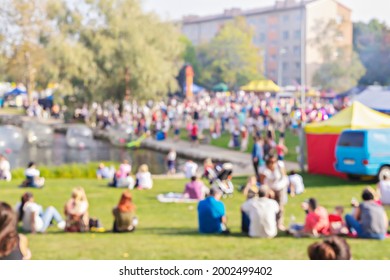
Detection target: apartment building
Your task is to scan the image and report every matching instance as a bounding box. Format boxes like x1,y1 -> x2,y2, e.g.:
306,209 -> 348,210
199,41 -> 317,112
181,0 -> 352,87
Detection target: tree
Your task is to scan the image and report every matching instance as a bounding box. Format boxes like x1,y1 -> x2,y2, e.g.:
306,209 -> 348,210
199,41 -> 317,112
313,52 -> 366,92
353,20 -> 390,85
197,17 -> 263,90
70,0 -> 183,102
0,0 -> 51,102
312,20 -> 366,92
0,0 -> 184,103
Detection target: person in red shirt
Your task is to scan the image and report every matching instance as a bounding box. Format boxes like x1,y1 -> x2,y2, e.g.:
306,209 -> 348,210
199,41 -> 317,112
191,122 -> 199,146
290,198 -> 330,237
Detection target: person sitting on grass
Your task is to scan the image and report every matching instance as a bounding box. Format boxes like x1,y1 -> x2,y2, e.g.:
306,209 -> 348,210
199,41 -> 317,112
109,159 -> 134,188
17,192 -> 65,234
183,176 -> 209,200
241,186 -> 279,238
345,188 -> 388,240
135,164 -> 153,190
20,162 -> 45,188
0,202 -> 31,260
0,154 -> 11,182
64,187 -> 89,232
96,162 -> 115,180
308,236 -> 351,260
289,198 -> 330,237
328,206 -> 349,235
377,175 -> 390,205
197,187 -> 229,234
112,191 -> 138,233
288,171 -> 305,197
240,184 -> 259,234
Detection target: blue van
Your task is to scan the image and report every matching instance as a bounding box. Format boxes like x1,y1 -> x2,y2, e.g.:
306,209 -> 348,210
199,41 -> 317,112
335,129 -> 390,180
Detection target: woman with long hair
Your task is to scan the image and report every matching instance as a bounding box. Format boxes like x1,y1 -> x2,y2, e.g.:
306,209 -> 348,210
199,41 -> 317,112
135,164 -> 153,190
17,192 -> 65,234
0,202 -> 31,260
64,187 -> 89,232
112,191 -> 138,232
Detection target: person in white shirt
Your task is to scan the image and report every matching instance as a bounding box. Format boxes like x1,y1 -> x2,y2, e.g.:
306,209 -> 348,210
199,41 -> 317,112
241,187 -> 279,238
377,175 -> 390,205
166,149 -> 177,175
260,155 -> 289,231
22,162 -> 45,188
183,160 -> 198,179
0,154 -> 11,181
288,171 -> 305,197
136,164 -> 153,189
17,192 -> 65,233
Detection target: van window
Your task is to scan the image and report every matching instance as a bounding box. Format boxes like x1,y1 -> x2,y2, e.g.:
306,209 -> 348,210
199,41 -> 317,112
338,132 -> 365,147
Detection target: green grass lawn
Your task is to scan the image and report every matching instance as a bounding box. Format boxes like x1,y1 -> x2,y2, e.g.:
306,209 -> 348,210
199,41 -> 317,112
176,129 -> 300,162
1,175 -> 389,260
0,107 -> 25,116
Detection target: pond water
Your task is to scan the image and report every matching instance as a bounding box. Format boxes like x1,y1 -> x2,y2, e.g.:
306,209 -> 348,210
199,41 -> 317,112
4,133 -> 195,174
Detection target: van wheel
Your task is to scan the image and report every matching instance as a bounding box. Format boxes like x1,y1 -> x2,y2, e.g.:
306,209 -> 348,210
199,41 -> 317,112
378,166 -> 390,181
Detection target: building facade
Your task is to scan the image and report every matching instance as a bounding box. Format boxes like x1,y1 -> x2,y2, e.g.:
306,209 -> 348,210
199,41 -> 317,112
181,0 -> 352,87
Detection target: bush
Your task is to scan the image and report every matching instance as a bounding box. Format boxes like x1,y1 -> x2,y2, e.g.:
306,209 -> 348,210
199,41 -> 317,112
11,162 -> 120,179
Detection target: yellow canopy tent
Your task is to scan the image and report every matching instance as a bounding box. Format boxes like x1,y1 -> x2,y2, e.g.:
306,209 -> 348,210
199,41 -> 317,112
305,101 -> 390,134
305,101 -> 390,177
240,80 -> 280,92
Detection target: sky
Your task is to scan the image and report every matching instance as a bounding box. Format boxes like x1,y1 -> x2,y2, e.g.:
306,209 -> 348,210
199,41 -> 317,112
142,0 -> 390,24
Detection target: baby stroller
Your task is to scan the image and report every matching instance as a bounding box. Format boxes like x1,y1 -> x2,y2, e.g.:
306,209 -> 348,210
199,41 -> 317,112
207,162 -> 234,196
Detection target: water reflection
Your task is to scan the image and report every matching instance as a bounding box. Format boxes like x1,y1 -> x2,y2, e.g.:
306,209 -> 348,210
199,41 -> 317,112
4,133 -> 194,174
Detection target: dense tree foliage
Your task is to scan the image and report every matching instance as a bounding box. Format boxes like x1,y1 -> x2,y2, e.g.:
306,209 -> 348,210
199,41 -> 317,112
353,20 -> 390,85
0,0 -> 183,103
312,20 -> 365,92
196,17 -> 263,90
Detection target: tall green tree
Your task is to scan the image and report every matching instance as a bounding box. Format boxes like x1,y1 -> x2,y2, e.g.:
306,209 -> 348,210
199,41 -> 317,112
197,17 -> 263,90
312,20 -> 365,92
0,0 -> 184,103
0,0 -> 51,102
353,20 -> 390,85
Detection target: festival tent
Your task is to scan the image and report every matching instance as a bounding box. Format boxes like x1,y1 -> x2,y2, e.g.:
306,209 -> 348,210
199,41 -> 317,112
353,86 -> 390,113
240,80 -> 280,92
305,101 -> 390,177
184,84 -> 205,94
4,87 -> 27,96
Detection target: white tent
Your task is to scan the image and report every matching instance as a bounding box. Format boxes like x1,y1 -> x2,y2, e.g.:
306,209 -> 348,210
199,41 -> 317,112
353,86 -> 390,113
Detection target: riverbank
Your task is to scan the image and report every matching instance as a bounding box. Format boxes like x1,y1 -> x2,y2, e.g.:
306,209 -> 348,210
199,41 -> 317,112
0,114 -> 300,176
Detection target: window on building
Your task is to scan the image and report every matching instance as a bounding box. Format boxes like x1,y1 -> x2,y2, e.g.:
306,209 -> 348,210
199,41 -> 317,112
293,46 -> 300,55
283,31 -> 289,40
259,33 -> 266,43
283,15 -> 289,22
295,62 -> 301,69
282,62 -> 289,70
258,17 -> 266,25
294,30 -> 301,39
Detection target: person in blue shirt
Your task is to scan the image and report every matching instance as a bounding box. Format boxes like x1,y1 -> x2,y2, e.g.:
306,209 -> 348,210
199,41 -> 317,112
251,136 -> 264,179
197,187 -> 228,234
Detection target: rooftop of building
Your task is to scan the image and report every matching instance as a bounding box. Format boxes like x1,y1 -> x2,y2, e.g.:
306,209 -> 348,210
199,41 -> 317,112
182,0 -> 349,25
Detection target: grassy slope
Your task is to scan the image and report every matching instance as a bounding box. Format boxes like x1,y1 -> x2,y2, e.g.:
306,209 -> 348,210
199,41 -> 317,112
1,175 -> 389,260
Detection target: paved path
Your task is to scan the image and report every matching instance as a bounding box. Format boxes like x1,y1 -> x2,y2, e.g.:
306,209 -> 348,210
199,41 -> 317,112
141,138 -> 300,176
